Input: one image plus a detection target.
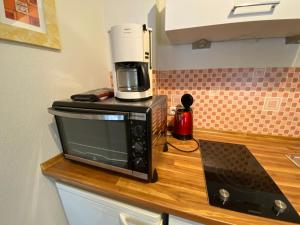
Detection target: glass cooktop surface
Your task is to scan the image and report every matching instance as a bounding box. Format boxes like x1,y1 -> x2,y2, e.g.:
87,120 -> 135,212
200,140 -> 300,224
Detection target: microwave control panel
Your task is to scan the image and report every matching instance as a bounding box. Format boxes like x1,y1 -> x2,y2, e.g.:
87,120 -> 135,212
130,120 -> 148,173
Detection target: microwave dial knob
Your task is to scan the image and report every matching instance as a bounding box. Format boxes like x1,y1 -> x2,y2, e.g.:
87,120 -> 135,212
133,125 -> 144,137
134,142 -> 144,154
134,157 -> 146,170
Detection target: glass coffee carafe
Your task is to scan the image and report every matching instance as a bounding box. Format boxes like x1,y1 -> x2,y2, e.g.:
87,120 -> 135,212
115,62 -> 150,92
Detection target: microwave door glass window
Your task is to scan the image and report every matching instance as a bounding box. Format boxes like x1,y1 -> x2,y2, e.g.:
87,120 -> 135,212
58,117 -> 128,168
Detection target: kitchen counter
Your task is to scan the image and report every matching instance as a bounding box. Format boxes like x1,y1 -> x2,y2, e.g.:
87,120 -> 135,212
41,129 -> 300,225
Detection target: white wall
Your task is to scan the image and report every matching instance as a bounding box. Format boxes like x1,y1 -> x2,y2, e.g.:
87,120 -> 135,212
156,0 -> 300,70
0,1 -> 109,225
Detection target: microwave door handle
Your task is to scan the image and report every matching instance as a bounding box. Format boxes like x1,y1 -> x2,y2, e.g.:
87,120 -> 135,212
48,108 -> 126,121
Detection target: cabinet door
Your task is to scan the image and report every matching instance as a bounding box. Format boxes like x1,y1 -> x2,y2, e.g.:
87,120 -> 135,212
169,215 -> 204,225
165,0 -> 300,31
56,182 -> 163,225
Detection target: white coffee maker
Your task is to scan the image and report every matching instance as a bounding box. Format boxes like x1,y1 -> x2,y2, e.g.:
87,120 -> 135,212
110,23 -> 152,101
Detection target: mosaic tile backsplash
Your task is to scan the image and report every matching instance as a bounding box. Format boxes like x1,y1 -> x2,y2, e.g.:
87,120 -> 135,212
153,67 -> 300,137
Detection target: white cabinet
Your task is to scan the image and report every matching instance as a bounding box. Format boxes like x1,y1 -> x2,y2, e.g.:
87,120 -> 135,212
56,182 -> 163,225
165,0 -> 300,44
169,215 -> 204,225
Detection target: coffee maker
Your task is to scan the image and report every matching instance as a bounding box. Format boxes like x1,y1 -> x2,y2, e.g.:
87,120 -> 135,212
110,23 -> 152,101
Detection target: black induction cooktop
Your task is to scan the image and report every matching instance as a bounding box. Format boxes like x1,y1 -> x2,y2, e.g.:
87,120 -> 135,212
199,140 -> 300,224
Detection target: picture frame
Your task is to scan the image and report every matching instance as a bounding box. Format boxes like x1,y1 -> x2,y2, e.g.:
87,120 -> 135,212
0,0 -> 61,49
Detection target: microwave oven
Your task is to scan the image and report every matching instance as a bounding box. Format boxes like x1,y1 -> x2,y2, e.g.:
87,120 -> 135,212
48,95 -> 167,182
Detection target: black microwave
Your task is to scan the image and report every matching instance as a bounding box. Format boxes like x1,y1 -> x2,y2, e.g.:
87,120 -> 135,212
48,95 -> 167,182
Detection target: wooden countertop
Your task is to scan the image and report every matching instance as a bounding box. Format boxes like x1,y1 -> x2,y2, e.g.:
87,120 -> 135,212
41,130 -> 300,225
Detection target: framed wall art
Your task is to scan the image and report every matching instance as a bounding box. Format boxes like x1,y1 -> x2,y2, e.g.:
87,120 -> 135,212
0,0 -> 61,49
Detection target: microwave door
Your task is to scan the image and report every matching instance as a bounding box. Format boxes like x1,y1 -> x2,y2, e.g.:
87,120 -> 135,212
49,108 -> 131,170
